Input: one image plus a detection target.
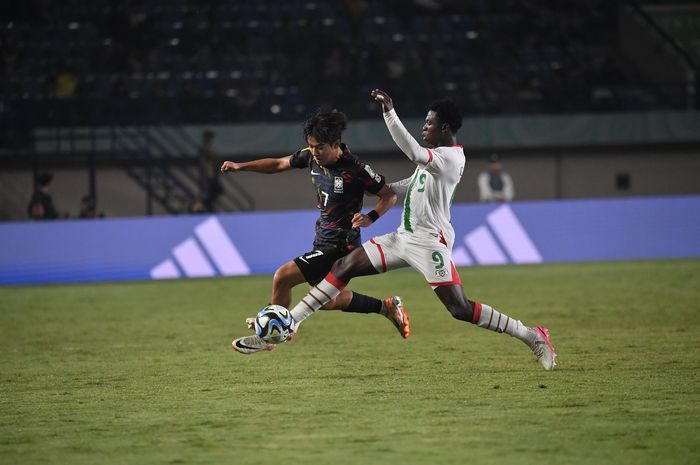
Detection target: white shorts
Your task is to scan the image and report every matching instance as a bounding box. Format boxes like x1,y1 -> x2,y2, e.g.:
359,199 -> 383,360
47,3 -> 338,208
362,230 -> 461,289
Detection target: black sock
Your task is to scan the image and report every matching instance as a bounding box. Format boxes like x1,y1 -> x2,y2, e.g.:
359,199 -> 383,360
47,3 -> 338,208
344,292 -> 383,314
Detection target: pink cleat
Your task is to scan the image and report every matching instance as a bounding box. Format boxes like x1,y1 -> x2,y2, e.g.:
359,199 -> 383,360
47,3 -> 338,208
529,326 -> 557,370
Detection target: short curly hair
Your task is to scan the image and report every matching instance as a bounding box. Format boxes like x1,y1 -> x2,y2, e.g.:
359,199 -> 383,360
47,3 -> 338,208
429,99 -> 463,133
303,107 -> 348,144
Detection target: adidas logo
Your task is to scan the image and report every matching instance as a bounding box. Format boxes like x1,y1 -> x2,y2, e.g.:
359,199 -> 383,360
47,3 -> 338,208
150,206 -> 537,279
150,217 -> 250,279
452,205 -> 542,266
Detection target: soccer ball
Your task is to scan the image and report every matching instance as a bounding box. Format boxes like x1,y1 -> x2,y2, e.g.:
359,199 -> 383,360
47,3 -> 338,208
255,304 -> 294,344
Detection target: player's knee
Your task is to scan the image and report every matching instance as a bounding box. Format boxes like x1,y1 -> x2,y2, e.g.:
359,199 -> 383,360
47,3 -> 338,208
271,267 -> 285,286
445,303 -> 470,322
272,266 -> 294,291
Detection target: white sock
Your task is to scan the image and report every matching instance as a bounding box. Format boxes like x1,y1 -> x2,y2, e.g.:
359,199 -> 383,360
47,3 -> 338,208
474,302 -> 530,342
290,274 -> 346,325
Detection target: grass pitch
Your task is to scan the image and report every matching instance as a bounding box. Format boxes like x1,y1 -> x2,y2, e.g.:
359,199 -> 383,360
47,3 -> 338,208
1,260 -> 699,465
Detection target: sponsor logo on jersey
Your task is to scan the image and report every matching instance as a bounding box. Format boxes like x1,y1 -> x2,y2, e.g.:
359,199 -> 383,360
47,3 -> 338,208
334,176 -> 344,193
364,164 -> 382,183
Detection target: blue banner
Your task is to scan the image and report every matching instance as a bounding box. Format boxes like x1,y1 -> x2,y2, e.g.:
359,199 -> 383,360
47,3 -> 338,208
1,196 -> 699,285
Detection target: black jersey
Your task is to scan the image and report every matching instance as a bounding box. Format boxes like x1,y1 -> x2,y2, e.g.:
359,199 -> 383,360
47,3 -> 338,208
289,144 -> 386,252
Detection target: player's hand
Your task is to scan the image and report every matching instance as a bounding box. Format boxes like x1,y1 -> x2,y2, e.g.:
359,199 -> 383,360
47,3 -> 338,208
371,89 -> 394,112
220,161 -> 241,173
351,212 -> 373,229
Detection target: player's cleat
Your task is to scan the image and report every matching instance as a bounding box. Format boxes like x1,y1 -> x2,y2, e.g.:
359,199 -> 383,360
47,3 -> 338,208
245,317 -> 256,331
382,296 -> 411,339
231,335 -> 276,354
285,320 -> 301,342
529,326 -> 557,370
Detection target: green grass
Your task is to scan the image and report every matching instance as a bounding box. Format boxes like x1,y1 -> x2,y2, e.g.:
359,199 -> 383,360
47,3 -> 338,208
1,260 -> 699,465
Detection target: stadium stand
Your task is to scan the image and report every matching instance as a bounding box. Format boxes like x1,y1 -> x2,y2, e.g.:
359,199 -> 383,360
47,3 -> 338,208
1,0 -> 698,220
1,0 -> 695,128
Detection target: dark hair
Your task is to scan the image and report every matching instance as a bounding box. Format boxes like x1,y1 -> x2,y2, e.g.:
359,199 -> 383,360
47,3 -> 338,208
37,172 -> 53,187
303,107 -> 348,144
429,99 -> 462,133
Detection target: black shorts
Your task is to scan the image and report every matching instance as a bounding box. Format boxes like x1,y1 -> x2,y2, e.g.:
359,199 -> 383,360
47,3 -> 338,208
293,248 -> 347,286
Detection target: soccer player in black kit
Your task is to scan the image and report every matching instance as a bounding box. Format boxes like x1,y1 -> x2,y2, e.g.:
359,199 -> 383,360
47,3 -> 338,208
221,108 -> 410,354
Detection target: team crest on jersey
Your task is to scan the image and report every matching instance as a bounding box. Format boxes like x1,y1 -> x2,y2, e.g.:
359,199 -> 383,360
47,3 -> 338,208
364,164 -> 382,183
334,176 -> 344,193
435,269 -> 447,278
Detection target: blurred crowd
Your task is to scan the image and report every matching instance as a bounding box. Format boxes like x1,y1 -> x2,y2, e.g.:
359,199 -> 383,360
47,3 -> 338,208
26,172 -> 103,221
1,0 -> 679,126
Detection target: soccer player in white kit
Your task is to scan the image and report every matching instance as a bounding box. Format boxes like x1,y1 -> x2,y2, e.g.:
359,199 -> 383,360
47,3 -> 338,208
287,89 -> 557,370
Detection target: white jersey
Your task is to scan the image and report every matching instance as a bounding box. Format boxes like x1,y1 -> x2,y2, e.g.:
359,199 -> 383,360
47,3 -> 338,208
383,109 -> 465,249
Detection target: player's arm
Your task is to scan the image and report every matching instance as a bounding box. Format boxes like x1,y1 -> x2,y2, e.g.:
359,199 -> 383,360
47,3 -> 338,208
351,185 -> 397,229
387,176 -> 412,197
220,155 -> 293,174
370,89 -> 431,165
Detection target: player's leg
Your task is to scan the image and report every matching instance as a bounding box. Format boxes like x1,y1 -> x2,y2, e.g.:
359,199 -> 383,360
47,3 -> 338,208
269,256 -> 385,312
403,237 -> 557,370
323,290 -> 353,310
331,238 -> 411,338
271,260 -> 308,308
308,289 -> 409,339
436,284 -> 558,370
294,249 -> 393,318
268,258 -> 375,312
240,259 -> 306,333
433,285 -> 557,370
261,259 -> 393,339
322,290 -> 380,315
289,233 -> 410,336
321,291 -> 410,339
288,247 -> 377,324
235,256 -> 312,354
235,247 -> 408,355
433,284 -> 529,339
